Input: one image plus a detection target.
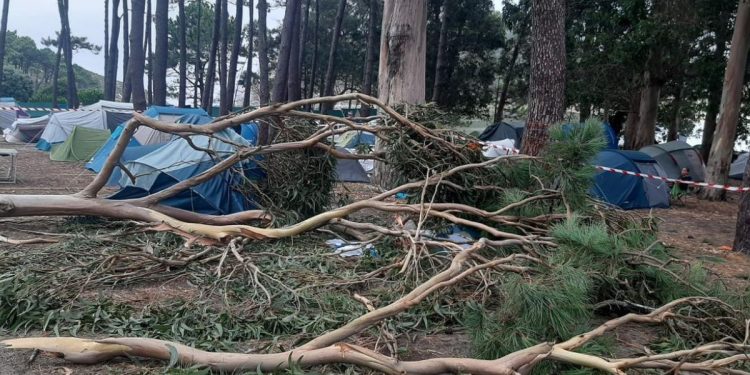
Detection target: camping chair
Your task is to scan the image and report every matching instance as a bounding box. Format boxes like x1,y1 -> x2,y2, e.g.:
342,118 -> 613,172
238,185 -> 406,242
670,183 -> 688,205
0,148 -> 17,183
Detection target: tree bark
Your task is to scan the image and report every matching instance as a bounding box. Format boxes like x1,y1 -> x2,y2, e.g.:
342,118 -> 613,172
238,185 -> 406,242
519,0 -> 566,156
153,0 -> 168,106
128,0 -> 147,110
320,0 -> 347,112
145,0 -> 153,105
360,0 -> 378,116
700,30 -> 729,161
257,0 -> 270,106
178,0 -> 187,107
632,69 -> 661,149
667,81 -> 685,142
306,0 -> 319,105
431,0 -> 449,105
734,152 -> 750,252
105,0 -> 109,94
122,0 -> 131,102
373,0 -> 427,188
243,0 -> 254,107
287,1 -> 302,102
0,0 -> 8,92
298,0 -> 311,96
271,0 -> 303,103
377,0 -> 427,106
623,84 -> 641,149
58,0 -> 79,108
202,0 -> 222,111
105,0 -> 121,101
703,0 -> 750,201
51,37 -> 62,108
218,0 -> 229,114
227,0 -> 243,113
193,0 -> 202,108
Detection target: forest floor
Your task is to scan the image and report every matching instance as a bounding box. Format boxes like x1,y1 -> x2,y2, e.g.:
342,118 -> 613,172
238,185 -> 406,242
0,144 -> 747,374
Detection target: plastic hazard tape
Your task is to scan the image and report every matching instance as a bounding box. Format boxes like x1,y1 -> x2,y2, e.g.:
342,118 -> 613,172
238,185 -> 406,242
0,106 -> 136,113
468,137 -> 750,193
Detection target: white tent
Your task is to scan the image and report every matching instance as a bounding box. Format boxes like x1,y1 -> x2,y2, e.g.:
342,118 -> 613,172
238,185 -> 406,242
37,101 -> 134,150
4,115 -> 49,143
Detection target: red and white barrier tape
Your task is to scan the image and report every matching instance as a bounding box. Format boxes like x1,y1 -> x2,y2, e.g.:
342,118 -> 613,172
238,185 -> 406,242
467,137 -> 749,193
0,106 -> 136,113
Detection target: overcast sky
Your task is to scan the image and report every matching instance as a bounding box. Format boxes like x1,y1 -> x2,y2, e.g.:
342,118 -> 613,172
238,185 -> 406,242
3,1 -> 504,80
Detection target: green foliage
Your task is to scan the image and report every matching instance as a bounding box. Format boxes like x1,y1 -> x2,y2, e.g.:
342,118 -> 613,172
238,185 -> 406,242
78,88 -> 103,105
0,68 -> 34,101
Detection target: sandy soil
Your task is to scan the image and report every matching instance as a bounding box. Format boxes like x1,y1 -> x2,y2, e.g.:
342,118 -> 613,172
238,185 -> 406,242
0,144 -> 746,373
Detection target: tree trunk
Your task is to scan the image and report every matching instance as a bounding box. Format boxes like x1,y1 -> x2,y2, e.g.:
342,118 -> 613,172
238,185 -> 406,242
700,34 -> 729,161
271,0 -> 303,103
145,0 -> 153,105
287,1 -> 302,101
58,0 -> 79,108
0,0 -> 8,92
105,0 -> 121,101
243,0 -> 254,107
128,0 -> 147,110
493,34 -> 523,124
257,0 -> 270,106
320,0 -> 347,112
377,0 -> 427,106
202,0 -> 222,111
178,0 -> 187,107
360,0 -> 378,116
373,0 -> 427,188
703,0 -> 750,201
298,0 -> 311,97
734,154 -> 750,252
105,0 -> 109,94
519,0 -> 565,156
632,70 -> 661,149
667,81 -> 685,142
52,39 -> 62,108
218,0 -> 229,114
431,0 -> 449,105
227,0 -> 243,112
122,0 -> 131,102
153,0 -> 168,106
306,0 -> 319,106
193,0 -> 202,108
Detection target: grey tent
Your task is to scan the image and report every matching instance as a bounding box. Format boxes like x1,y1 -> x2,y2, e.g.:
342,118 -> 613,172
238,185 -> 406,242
730,153 -> 748,180
640,141 -> 706,181
335,147 -> 370,183
478,120 -> 525,147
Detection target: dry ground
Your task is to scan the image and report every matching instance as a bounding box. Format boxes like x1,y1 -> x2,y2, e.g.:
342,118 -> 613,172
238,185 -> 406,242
0,144 -> 747,374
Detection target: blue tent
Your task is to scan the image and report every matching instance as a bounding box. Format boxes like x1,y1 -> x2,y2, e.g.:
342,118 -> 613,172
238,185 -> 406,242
108,128 -> 262,215
562,122 -> 618,150
341,132 -> 375,148
591,150 -> 670,210
87,110 -> 213,186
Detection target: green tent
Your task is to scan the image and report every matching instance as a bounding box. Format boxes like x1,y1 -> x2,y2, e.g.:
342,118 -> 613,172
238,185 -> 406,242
50,126 -> 111,161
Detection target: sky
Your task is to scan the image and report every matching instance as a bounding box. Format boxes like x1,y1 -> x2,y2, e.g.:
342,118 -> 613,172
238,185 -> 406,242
3,0 -> 505,81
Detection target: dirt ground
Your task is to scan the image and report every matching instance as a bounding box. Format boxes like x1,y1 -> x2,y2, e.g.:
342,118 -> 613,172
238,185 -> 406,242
0,144 -> 747,374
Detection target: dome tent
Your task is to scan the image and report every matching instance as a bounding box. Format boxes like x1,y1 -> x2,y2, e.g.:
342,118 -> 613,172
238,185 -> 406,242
37,100 -> 134,151
591,150 -> 670,210
49,126 -> 111,162
640,140 -> 705,182
478,120 -> 525,147
4,115 -> 49,143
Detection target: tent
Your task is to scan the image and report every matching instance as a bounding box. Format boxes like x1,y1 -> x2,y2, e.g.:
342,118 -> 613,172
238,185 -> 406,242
640,140 -> 706,181
87,112 -> 214,186
730,153 -> 748,180
335,148 -> 370,183
132,106 -> 209,145
0,98 -> 28,129
591,150 -> 670,210
478,120 -> 525,147
4,115 -> 49,143
335,131 -> 376,149
37,100 -> 134,151
108,129 -> 259,215
561,122 -> 618,149
50,126 -> 111,161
